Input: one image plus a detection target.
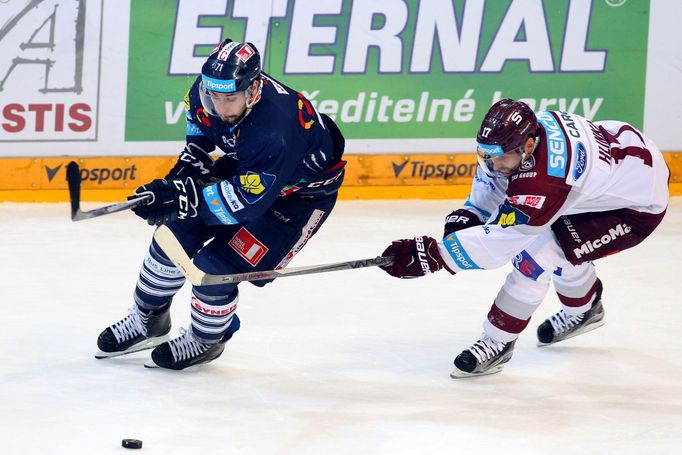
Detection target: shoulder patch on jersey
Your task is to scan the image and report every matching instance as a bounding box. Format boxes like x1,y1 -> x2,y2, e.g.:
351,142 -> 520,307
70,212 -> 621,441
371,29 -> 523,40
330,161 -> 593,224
493,203 -> 530,227
297,92 -> 316,129
184,90 -> 190,111
196,108 -> 211,127
235,172 -> 276,204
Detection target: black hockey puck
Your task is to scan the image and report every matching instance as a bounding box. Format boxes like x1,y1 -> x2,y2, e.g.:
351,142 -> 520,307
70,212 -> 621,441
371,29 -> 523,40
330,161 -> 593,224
122,439 -> 143,449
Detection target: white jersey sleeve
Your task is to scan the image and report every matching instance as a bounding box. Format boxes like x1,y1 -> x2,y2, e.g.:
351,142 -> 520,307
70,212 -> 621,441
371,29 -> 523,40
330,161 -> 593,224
460,166 -> 508,223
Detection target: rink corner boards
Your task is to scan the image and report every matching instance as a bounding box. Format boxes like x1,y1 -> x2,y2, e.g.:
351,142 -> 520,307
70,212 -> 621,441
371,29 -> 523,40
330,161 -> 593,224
0,153 -> 681,202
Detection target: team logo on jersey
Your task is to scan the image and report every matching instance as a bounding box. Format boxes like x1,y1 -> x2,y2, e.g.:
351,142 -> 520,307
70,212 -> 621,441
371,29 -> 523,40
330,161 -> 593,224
573,142 -> 588,180
235,44 -> 255,62
297,93 -> 316,129
519,155 -> 535,171
506,194 -> 546,209
494,204 -> 530,227
239,174 -> 265,194
512,251 -> 544,281
235,172 -> 276,204
196,108 -> 211,127
228,227 -> 269,267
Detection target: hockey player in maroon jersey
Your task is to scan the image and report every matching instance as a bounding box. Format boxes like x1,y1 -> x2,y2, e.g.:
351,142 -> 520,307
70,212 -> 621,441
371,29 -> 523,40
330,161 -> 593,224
380,99 -> 669,378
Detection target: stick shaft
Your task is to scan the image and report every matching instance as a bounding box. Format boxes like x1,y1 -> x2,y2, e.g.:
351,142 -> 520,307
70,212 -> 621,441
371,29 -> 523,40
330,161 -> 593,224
153,225 -> 394,286
66,161 -> 150,221
72,197 -> 150,221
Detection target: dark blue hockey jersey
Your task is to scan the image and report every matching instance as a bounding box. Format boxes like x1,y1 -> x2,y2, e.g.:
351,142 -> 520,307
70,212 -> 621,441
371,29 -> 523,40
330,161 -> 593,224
182,72 -> 345,226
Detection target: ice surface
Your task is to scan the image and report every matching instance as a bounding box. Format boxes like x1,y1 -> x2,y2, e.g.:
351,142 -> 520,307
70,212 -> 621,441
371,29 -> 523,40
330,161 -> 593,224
1,199 -> 681,454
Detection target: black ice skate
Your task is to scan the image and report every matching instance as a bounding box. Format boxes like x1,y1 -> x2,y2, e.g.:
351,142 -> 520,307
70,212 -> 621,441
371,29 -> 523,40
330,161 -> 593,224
450,334 -> 516,378
144,328 -> 225,370
144,316 -> 240,370
95,306 -> 171,359
536,300 -> 605,346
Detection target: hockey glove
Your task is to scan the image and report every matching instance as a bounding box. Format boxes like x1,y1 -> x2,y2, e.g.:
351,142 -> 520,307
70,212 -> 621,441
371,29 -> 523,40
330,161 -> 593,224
444,208 -> 483,237
130,177 -> 199,226
213,155 -> 239,180
166,143 -> 214,184
380,236 -> 455,279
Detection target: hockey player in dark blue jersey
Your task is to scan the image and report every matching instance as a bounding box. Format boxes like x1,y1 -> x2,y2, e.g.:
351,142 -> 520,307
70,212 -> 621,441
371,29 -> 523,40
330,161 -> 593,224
95,39 -> 346,370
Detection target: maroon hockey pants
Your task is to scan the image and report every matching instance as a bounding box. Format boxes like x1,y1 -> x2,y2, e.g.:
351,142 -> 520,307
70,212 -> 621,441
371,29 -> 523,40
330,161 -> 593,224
551,208 -> 666,265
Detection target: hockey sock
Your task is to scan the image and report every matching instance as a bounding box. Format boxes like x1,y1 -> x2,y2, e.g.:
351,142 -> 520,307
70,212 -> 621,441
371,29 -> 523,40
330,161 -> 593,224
134,241 -> 186,310
190,288 -> 239,344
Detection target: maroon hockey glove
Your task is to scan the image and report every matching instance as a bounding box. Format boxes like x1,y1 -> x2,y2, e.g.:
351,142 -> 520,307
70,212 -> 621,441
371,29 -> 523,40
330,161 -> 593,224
444,208 -> 483,237
380,236 -> 455,279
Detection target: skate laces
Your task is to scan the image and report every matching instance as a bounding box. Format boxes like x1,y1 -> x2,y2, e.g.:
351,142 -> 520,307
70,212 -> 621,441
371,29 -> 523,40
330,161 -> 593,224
469,334 -> 507,363
549,310 -> 584,334
111,306 -> 147,342
169,327 -> 211,361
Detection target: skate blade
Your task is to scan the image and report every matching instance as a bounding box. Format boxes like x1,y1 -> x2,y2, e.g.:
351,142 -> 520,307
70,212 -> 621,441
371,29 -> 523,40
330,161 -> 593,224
450,364 -> 505,379
536,319 -> 606,347
143,359 -> 160,369
94,334 -> 170,359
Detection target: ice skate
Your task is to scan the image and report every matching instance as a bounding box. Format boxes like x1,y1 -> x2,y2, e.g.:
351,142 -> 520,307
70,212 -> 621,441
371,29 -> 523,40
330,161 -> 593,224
95,306 -> 171,359
145,315 -> 240,370
450,334 -> 516,378
536,300 -> 605,346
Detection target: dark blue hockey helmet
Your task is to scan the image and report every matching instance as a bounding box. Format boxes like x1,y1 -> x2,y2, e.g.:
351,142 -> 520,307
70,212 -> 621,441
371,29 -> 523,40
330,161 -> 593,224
200,39 -> 261,94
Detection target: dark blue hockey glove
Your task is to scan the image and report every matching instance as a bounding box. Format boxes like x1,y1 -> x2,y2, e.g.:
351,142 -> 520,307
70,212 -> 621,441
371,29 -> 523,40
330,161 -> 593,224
130,177 -> 199,226
166,143 -> 214,184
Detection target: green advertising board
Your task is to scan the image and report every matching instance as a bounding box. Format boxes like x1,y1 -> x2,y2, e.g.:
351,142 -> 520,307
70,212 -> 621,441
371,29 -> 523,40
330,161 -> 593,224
126,0 -> 648,143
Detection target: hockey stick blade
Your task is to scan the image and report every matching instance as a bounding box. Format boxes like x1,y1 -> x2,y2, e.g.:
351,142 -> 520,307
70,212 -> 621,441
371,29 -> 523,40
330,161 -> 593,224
66,161 -> 150,221
153,225 -> 395,286
66,161 -> 81,219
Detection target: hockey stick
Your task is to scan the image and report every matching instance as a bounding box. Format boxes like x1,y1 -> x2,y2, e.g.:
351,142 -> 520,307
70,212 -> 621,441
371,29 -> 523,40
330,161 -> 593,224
66,161 -> 150,221
153,224 -> 395,286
